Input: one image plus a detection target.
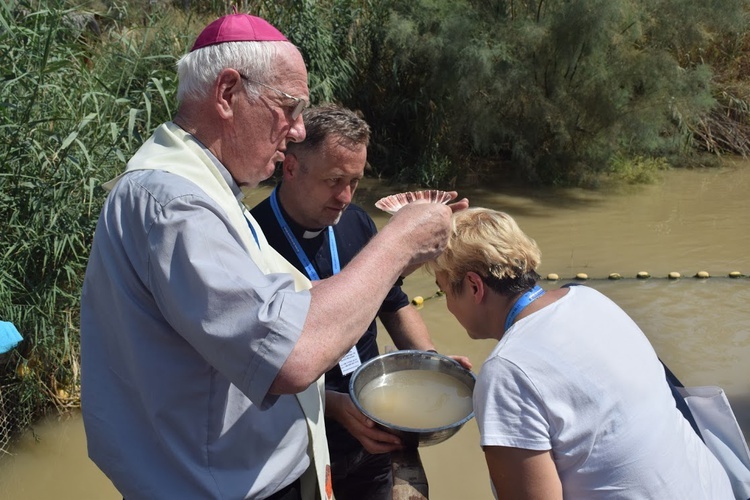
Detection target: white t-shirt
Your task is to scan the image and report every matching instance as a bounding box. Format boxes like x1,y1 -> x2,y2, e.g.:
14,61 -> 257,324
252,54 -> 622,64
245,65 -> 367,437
474,285 -> 733,499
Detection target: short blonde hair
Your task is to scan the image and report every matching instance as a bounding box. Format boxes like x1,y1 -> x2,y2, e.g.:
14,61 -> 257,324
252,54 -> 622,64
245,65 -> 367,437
426,208 -> 541,296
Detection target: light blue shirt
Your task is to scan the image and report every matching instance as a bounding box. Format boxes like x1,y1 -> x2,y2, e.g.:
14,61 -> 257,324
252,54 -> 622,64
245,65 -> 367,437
80,134 -> 312,499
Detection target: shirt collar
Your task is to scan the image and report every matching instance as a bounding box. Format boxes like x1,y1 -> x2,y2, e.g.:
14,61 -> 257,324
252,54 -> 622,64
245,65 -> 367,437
274,186 -> 326,240
303,229 -> 325,239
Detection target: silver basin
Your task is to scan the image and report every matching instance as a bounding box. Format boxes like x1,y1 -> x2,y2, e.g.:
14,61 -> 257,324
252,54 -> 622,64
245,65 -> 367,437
349,350 -> 476,447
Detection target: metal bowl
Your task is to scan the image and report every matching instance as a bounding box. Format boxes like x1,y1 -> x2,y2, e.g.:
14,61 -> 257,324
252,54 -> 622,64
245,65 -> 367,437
349,350 -> 476,447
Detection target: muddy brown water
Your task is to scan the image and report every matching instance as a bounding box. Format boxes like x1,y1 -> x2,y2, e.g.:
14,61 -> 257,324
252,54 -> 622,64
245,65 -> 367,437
1,162 -> 748,499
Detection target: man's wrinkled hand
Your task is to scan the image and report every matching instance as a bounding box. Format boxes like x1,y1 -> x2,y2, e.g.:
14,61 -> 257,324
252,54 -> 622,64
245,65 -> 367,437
326,391 -> 403,454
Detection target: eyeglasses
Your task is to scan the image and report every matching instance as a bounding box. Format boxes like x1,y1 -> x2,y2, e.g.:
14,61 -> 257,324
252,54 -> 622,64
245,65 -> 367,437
239,74 -> 309,120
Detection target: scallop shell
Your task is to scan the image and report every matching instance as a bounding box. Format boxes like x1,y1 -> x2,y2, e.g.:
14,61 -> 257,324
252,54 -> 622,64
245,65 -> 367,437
374,190 -> 456,214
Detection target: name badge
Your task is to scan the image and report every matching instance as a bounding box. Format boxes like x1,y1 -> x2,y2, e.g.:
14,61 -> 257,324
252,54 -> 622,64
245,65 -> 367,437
339,346 -> 361,375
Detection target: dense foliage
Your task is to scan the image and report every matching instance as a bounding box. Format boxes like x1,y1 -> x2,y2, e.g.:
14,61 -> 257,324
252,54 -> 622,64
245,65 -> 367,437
0,0 -> 181,448
363,0 -> 748,185
256,0 -> 749,185
0,0 -> 747,447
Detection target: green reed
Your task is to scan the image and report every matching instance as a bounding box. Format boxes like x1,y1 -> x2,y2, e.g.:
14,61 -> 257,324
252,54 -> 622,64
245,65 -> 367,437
0,0 -> 369,447
0,0 -> 186,449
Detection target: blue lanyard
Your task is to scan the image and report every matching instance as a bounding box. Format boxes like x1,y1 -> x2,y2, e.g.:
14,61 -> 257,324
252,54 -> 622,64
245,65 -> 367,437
269,186 -> 339,280
504,285 -> 545,332
244,214 -> 260,248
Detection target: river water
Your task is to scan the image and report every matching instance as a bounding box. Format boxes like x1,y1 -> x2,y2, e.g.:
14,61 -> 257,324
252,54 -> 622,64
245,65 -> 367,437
1,161 -> 748,499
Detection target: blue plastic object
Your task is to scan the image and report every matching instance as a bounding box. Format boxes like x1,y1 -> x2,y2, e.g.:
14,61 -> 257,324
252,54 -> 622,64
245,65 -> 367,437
0,321 -> 23,354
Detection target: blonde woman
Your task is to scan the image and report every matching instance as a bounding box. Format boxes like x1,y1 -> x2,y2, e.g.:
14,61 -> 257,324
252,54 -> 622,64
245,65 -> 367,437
426,208 -> 732,499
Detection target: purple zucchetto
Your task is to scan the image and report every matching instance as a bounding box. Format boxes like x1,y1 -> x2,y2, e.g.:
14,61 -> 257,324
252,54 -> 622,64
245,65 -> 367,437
190,13 -> 287,52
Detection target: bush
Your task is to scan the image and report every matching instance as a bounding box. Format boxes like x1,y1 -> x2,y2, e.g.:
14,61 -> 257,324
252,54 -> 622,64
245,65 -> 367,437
358,0 -> 747,186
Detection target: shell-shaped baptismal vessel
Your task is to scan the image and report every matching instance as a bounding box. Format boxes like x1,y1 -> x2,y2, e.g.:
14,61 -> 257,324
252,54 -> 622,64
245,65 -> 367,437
375,190 -> 455,215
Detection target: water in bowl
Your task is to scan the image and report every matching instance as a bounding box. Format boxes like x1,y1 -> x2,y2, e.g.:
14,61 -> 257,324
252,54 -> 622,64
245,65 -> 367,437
358,369 -> 473,429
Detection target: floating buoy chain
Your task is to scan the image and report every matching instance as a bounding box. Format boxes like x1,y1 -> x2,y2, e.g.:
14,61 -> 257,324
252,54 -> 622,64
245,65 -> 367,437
543,271 -> 747,281
411,290 -> 445,307
411,271 -> 747,306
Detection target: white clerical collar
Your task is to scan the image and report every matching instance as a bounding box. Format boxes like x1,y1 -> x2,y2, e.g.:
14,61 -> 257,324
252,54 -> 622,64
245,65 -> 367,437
303,229 -> 325,239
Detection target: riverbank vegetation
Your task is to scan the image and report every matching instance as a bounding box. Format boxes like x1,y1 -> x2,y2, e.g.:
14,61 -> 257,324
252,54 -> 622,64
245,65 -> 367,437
1,0 -> 748,450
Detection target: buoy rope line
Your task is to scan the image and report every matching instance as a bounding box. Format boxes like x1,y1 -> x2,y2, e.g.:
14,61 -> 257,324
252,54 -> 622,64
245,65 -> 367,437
546,271 -> 748,281
411,290 -> 445,307
410,272 -> 749,307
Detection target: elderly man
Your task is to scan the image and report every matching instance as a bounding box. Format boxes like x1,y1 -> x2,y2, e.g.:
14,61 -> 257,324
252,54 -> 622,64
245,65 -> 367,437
251,104 -> 471,499
79,14 -> 464,500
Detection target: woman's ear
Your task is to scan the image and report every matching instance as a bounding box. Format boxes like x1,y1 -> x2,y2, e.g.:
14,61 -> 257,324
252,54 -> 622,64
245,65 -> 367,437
465,271 -> 485,304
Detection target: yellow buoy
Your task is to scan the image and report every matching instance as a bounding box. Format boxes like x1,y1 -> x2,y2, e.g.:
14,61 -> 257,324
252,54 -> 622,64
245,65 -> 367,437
546,273 -> 559,281
728,271 -> 743,278
575,273 -> 588,280
668,272 -> 681,279
695,271 -> 710,279
608,273 -> 622,280
636,271 -> 650,279
411,296 -> 424,306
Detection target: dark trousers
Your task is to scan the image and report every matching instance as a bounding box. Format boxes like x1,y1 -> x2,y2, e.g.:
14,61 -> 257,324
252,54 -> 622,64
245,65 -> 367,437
331,448 -> 393,500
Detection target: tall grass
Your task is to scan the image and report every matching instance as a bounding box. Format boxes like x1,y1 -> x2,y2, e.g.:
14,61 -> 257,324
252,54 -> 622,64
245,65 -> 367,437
0,0 -> 184,449
0,0 -> 374,447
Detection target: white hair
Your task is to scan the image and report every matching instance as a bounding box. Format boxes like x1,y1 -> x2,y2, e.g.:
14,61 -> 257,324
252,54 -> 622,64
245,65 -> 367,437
176,41 -> 291,103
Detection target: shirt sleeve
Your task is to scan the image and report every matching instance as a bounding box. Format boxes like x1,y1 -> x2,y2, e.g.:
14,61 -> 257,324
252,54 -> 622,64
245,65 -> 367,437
354,209 -> 410,313
474,355 -> 553,450
380,283 -> 410,314
144,186 -> 310,406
